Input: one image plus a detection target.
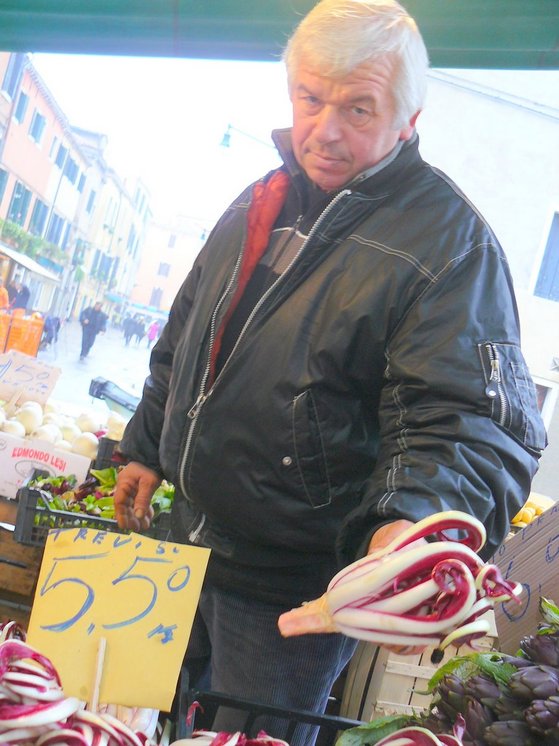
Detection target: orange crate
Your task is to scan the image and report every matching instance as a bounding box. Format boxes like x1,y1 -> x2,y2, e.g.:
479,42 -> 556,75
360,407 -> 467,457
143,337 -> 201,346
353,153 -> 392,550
5,316 -> 44,356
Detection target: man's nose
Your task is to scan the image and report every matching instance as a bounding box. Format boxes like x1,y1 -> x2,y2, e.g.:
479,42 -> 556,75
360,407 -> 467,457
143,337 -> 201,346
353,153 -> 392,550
313,105 -> 344,142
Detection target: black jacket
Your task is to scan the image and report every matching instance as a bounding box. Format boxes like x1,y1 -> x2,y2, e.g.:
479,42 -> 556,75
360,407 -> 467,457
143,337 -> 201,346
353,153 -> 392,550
79,306 -> 107,335
121,132 -> 546,604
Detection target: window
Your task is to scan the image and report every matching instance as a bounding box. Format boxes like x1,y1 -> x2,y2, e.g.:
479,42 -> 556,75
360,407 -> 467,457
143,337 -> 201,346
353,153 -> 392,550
55,143 -> 67,168
77,173 -> 85,193
127,223 -> 137,252
49,136 -> 59,159
1,53 -> 25,99
150,287 -> 163,308
28,110 -> 46,144
158,262 -> 171,277
7,181 -> 31,225
61,221 -> 71,250
535,213 -> 559,301
110,256 -> 120,284
0,169 -> 8,204
168,233 -> 176,248
14,91 -> 28,123
64,155 -> 79,185
45,213 -> 65,245
98,253 -> 113,281
28,198 -> 48,235
86,189 -> 96,213
91,248 -> 101,275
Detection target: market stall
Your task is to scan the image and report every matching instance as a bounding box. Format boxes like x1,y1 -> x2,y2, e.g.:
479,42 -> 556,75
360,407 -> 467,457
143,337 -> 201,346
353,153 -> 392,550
0,357 -> 556,745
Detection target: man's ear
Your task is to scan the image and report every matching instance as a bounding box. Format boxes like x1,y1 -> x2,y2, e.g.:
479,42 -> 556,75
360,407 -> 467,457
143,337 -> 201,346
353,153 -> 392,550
399,110 -> 421,141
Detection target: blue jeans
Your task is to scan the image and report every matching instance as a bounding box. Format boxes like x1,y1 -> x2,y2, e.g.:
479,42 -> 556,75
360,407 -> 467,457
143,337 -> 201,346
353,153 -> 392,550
184,584 -> 358,746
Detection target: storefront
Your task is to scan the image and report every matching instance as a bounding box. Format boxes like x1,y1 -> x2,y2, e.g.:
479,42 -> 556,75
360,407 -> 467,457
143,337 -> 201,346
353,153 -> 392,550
0,242 -> 60,313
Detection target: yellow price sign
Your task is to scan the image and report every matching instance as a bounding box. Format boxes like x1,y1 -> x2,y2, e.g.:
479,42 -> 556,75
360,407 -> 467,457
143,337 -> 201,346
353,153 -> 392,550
27,527 -> 210,710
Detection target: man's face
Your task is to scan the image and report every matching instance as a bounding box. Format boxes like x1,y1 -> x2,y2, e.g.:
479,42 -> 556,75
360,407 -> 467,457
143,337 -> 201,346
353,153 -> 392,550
290,56 -> 417,192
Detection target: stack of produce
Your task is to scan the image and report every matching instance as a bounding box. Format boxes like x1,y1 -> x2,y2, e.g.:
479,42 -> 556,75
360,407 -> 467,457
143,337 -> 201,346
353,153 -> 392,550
510,493 -> 554,529
0,637 -> 169,745
0,397 -> 128,460
420,596 -> 559,745
28,467 -> 174,524
336,597 -> 559,746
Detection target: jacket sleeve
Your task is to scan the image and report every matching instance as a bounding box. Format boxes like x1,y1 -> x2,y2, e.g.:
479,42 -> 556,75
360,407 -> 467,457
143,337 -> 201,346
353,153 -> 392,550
337,242 -> 547,563
118,262 -> 202,473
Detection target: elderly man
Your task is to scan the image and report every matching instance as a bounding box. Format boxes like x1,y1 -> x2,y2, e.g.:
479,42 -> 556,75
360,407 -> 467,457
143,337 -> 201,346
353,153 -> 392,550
114,1 -> 546,742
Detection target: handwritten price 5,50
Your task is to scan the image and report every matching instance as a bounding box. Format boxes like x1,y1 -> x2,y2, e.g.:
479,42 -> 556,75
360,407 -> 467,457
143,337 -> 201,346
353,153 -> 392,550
31,529 -> 204,646
39,553 -> 191,634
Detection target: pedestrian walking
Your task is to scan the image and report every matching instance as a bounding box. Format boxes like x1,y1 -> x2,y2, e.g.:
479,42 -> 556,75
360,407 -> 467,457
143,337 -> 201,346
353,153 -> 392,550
79,301 -> 107,361
122,315 -> 135,346
133,317 -> 145,346
146,320 -> 160,349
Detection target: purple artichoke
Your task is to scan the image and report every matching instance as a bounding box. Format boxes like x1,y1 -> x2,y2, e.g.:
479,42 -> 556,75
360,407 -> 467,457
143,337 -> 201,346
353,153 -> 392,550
461,696 -> 495,742
524,695 -> 559,734
508,665 -> 559,701
520,634 -> 559,667
483,719 -> 537,745
464,673 -> 502,708
436,673 -> 467,722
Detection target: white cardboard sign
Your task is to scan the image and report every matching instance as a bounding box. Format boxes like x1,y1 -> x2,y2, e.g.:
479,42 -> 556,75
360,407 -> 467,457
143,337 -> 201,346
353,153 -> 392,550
0,350 -> 61,407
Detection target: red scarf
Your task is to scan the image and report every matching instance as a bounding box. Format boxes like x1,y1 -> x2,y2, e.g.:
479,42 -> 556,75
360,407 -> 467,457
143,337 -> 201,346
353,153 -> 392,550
208,170 -> 290,386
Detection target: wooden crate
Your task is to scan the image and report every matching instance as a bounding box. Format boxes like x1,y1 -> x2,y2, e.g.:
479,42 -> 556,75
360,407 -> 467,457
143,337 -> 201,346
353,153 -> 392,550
0,524 -> 43,629
340,615 -> 497,721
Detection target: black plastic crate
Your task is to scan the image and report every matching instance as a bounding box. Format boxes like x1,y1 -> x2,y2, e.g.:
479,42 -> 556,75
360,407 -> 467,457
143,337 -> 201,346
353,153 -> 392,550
176,686 -> 364,746
14,475 -> 172,547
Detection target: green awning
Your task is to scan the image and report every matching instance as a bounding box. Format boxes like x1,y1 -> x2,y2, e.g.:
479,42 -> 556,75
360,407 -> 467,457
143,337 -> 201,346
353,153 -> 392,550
0,1 -> 557,70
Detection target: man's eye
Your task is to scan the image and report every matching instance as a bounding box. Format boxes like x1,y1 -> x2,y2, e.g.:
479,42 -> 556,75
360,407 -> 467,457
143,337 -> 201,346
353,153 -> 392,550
345,105 -> 373,124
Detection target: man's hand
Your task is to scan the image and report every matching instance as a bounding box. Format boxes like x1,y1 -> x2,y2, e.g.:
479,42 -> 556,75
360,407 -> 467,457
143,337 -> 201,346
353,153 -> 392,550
279,519 -> 426,643
367,519 -> 415,554
114,462 -> 161,532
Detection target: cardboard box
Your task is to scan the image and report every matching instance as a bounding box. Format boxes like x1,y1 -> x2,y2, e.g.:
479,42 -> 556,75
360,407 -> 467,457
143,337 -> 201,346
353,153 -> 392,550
492,501 -> 559,654
0,432 -> 91,499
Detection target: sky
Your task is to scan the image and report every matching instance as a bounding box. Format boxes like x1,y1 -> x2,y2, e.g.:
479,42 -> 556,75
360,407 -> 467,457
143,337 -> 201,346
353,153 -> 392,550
31,54 -> 294,229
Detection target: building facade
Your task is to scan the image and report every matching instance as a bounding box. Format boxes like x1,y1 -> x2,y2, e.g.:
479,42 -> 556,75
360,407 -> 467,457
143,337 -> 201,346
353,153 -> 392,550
0,52 -> 151,326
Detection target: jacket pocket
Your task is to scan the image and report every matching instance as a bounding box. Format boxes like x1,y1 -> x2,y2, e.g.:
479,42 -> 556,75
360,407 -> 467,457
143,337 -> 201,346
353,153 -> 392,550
478,341 -> 547,451
291,389 -> 332,508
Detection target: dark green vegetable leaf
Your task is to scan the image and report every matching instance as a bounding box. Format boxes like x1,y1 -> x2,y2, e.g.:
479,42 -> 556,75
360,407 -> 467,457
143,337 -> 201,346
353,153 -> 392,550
335,715 -> 414,746
426,653 -> 518,693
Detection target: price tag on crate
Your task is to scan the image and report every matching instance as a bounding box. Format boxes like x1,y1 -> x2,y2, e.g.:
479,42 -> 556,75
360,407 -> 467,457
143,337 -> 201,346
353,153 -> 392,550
0,350 -> 61,407
26,527 -> 210,710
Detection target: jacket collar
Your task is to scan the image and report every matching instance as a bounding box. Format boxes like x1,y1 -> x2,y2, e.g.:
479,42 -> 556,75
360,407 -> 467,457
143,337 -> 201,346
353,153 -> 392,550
271,127 -> 422,202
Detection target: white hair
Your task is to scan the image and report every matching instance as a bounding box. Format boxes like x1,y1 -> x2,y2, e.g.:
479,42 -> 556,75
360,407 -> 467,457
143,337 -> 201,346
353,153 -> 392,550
283,0 -> 429,128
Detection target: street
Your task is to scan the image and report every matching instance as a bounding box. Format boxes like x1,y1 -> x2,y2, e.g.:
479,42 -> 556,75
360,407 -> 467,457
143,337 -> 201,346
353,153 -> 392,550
37,319 -> 154,420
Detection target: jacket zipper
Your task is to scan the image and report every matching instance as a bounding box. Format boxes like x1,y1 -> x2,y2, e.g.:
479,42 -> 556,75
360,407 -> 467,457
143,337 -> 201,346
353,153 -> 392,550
178,241 -> 245,502
484,342 -> 507,426
223,189 -> 351,370
178,187 -> 351,514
